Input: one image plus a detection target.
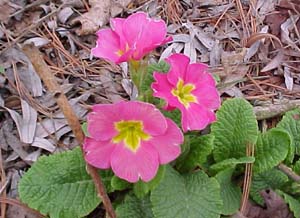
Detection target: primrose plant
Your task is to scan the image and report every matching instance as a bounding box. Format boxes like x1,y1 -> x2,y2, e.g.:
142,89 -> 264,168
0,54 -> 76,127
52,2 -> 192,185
18,11 -> 300,218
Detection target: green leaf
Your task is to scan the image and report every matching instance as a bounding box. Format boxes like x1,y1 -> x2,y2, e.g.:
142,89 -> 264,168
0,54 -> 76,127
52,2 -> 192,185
111,176 -> 131,191
147,60 -> 170,74
81,122 -> 89,136
213,74 -> 221,84
151,166 -> 222,218
161,109 -> 181,127
277,108 -> 300,158
177,134 -> 214,172
250,169 -> 288,205
293,160 -> 300,174
210,156 -> 255,173
215,168 -> 241,215
175,135 -> 191,164
254,128 -> 290,173
276,190 -> 300,218
19,147 -> 113,218
116,193 -> 154,218
133,166 -> 165,198
0,66 -> 4,74
212,98 -> 258,162
140,61 -> 170,100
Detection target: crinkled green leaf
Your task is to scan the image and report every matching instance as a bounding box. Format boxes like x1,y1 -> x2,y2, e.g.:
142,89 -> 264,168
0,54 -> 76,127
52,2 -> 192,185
276,190 -> 300,218
215,168 -> 241,215
81,122 -> 89,136
212,98 -> 258,162
111,175 -> 131,191
162,109 -> 181,127
140,60 -> 170,96
0,66 -> 4,74
151,166 -> 222,218
210,157 -> 255,173
133,166 -> 165,199
177,134 -> 214,172
175,135 -> 191,165
250,169 -> 288,205
293,160 -> 300,174
277,108 -> 300,158
254,128 -> 290,173
116,193 -> 154,218
19,147 -> 113,218
147,60 -> 170,74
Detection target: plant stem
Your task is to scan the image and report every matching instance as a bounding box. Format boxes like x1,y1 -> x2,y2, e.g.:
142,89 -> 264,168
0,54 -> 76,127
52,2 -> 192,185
278,163 -> 300,183
22,44 -> 116,218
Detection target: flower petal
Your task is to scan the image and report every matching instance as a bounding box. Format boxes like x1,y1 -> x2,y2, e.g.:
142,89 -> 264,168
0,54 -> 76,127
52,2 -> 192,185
91,29 -> 121,63
84,138 -> 116,169
181,103 -> 216,132
192,85 -> 221,109
123,12 -> 148,47
151,72 -> 178,105
88,104 -> 120,141
185,63 -> 209,84
118,101 -> 168,136
133,18 -> 169,59
166,53 -> 190,85
111,143 -> 159,182
148,118 -> 182,164
110,17 -> 126,50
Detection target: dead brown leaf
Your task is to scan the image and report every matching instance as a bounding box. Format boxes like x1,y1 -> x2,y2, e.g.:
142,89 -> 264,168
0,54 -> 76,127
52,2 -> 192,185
0,1 -> 16,23
72,0 -> 132,35
72,0 -> 111,35
261,49 -> 284,72
4,99 -> 37,144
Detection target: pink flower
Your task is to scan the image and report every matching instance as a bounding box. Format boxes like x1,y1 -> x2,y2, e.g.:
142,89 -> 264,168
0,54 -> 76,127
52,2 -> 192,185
151,53 -> 221,132
91,12 -> 172,64
83,101 -> 183,183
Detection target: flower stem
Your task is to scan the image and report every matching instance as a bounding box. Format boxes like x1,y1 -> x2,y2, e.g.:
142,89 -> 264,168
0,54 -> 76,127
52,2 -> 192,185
129,58 -> 153,102
22,44 -> 116,218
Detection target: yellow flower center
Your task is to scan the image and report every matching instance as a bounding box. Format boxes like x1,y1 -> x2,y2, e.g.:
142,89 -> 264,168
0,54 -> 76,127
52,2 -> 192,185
116,43 -> 130,57
171,79 -> 197,108
112,120 -> 151,152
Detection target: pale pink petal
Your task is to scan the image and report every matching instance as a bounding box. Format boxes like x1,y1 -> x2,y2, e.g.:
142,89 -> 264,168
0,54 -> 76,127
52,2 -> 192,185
148,118 -> 182,164
181,104 -> 214,132
133,18 -> 169,59
151,73 -> 179,106
111,143 -> 159,182
110,17 -> 126,50
88,104 -> 120,141
185,63 -> 210,84
118,101 -> 168,136
123,12 -> 148,47
91,29 -> 121,63
152,73 -> 187,111
192,85 -> 221,109
166,54 -> 190,85
84,138 -> 116,169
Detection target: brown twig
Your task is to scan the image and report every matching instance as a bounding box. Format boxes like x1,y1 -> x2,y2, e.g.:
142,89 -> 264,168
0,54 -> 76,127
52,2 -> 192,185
240,143 -> 255,214
254,99 -> 300,120
0,4 -> 63,54
9,0 -> 50,18
22,44 -> 116,218
0,148 -> 7,218
0,197 -> 45,218
278,163 -> 300,183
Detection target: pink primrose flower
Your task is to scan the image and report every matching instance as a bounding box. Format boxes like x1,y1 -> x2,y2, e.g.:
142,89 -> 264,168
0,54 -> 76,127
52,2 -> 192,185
83,101 -> 183,183
151,53 -> 221,132
91,12 -> 172,64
